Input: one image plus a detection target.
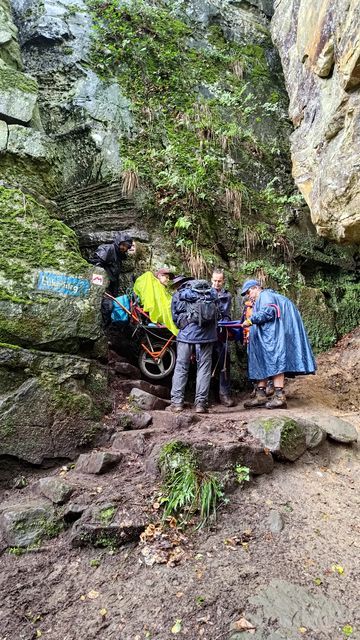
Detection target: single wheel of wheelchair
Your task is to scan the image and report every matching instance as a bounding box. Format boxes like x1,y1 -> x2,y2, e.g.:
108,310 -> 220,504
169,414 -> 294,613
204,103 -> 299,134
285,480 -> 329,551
138,342 -> 176,381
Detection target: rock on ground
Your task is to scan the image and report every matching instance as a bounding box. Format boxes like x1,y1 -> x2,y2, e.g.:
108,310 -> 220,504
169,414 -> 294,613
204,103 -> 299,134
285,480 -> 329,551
76,451 -> 122,475
247,416 -> 308,461
0,500 -> 55,547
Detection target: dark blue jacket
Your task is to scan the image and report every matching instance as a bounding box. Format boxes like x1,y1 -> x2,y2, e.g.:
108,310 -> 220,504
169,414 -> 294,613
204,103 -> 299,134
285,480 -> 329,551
211,288 -> 232,321
248,289 -> 316,380
171,285 -> 218,344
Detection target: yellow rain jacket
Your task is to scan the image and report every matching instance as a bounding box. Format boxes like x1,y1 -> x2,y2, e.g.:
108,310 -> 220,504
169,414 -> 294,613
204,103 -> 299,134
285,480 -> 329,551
133,272 -> 178,336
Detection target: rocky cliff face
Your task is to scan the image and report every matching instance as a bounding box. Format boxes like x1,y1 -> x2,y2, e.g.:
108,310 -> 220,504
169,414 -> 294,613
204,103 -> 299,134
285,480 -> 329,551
0,0 -> 359,463
271,0 -> 360,243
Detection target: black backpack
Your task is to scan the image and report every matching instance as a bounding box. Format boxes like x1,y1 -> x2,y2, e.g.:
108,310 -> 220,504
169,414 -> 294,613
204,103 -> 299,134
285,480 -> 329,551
186,280 -> 219,327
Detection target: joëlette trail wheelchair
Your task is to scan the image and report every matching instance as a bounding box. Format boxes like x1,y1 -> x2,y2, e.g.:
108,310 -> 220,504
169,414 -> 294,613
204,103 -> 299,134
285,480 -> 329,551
105,292 -> 176,381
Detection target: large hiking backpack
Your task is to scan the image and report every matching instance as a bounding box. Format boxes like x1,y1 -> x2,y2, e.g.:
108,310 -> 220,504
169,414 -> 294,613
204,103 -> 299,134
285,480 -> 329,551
186,280 -> 219,327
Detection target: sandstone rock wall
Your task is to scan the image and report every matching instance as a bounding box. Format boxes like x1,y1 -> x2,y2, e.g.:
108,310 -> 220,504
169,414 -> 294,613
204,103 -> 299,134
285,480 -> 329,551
271,0 -> 360,243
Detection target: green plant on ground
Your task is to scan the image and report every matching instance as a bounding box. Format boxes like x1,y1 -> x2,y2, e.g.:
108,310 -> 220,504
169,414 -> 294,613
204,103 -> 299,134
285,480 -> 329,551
90,558 -> 101,568
99,506 -> 116,525
234,465 -> 250,484
158,441 -> 225,527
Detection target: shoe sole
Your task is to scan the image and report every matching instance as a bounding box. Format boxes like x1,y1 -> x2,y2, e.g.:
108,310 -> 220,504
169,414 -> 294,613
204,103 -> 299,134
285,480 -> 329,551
266,403 -> 288,409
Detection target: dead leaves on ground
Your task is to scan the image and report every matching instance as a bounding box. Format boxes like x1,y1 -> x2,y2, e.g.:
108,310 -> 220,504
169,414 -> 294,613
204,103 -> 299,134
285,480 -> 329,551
224,529 -> 253,551
231,617 -> 256,633
140,519 -> 188,567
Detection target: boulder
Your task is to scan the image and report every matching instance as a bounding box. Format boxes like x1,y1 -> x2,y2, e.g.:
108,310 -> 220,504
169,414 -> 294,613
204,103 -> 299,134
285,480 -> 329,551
0,119 -> 7,150
115,378 -> 170,399
0,346 -> 109,463
247,417 -> 307,461
0,61 -> 38,124
112,431 -> 148,456
129,387 -> 169,411
114,362 -> 141,379
310,415 -> 358,444
0,500 -> 54,547
116,411 -> 153,430
70,505 -> 147,548
295,417 -> 327,449
76,451 -> 122,474
193,439 -> 274,475
38,477 -> 74,504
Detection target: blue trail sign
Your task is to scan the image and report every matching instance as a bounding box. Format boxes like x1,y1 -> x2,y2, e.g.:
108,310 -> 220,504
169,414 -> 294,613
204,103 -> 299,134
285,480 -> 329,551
37,271 -> 90,297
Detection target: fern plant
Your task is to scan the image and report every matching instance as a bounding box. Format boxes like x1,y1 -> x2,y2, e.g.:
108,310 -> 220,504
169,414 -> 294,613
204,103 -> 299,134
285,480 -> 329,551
159,441 -> 225,528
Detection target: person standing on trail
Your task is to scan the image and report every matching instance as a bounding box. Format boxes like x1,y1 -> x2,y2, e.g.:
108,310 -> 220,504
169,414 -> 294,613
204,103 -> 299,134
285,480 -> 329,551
211,268 -> 235,407
89,232 -> 133,327
240,279 -> 316,409
170,276 -> 219,414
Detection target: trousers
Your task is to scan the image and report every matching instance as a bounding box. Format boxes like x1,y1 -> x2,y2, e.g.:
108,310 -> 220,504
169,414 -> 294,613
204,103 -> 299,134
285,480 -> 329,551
171,341 -> 213,406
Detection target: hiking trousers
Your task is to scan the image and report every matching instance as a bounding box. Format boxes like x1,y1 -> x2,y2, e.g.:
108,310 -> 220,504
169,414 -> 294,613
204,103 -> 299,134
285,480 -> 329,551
171,341 -> 213,407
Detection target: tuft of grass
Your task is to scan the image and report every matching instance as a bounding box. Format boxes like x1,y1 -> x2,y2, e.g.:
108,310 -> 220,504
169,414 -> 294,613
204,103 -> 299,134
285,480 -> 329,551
159,441 -> 225,527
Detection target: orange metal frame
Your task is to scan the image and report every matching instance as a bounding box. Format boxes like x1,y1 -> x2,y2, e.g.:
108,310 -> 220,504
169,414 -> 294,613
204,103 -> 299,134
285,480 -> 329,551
105,291 -> 175,362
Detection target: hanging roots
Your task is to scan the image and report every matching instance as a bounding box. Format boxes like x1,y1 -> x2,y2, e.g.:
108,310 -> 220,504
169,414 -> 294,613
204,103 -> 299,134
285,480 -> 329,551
121,168 -> 139,197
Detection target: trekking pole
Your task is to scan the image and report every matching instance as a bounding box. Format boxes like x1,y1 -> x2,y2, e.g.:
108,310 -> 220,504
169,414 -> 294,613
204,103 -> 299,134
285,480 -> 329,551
221,329 -> 229,380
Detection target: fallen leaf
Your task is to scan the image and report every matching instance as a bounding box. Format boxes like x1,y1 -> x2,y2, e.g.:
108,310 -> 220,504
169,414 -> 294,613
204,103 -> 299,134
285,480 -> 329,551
171,619 -> 182,634
99,608 -> 107,617
298,627 -> 307,634
176,592 -> 184,598
87,590 -> 100,599
313,577 -> 322,586
36,631 -> 42,638
342,624 -> 353,636
232,617 -> 256,633
331,564 -> 344,575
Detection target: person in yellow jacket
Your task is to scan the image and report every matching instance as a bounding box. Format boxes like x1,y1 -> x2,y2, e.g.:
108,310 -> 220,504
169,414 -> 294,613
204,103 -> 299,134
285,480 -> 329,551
133,269 -> 178,335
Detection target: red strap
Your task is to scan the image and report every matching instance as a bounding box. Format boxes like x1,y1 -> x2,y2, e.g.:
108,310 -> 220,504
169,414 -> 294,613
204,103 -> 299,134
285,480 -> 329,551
266,303 -> 281,318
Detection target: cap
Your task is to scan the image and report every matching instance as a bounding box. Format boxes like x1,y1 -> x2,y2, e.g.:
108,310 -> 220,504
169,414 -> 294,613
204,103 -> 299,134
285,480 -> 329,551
155,268 -> 174,278
240,279 -> 260,296
172,274 -> 194,287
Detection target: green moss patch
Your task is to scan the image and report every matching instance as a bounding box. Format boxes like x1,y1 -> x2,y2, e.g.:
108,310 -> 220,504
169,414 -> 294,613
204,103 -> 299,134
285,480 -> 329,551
0,185 -> 89,302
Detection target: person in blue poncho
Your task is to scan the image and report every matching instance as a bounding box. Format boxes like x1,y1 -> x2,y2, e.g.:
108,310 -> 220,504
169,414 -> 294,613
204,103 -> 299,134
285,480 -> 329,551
240,279 -> 316,409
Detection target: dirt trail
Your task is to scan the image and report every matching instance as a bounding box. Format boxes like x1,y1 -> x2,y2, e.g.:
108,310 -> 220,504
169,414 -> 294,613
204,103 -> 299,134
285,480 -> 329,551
0,330 -> 359,640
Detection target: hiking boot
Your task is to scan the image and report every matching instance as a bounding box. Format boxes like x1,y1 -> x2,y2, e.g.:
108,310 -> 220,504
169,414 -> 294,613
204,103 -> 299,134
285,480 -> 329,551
195,404 -> 208,414
220,395 -> 236,408
265,380 -> 274,397
169,403 -> 184,413
265,388 -> 287,409
243,387 -> 267,408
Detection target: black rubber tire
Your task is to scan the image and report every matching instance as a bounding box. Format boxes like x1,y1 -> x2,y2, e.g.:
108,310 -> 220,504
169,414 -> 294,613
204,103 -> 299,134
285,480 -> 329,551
138,342 -> 176,380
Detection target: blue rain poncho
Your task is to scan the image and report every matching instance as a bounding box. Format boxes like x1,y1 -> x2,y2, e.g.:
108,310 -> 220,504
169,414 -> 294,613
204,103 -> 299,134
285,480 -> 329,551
247,289 -> 316,380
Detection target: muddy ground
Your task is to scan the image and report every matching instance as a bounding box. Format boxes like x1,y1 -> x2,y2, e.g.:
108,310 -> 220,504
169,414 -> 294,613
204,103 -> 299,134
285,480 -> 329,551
0,331 -> 359,640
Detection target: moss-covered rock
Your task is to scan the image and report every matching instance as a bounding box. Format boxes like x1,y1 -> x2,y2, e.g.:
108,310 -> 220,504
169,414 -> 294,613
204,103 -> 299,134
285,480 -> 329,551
0,345 -> 111,463
247,416 -> 307,461
296,286 -> 336,353
0,185 -> 107,352
0,59 -> 38,123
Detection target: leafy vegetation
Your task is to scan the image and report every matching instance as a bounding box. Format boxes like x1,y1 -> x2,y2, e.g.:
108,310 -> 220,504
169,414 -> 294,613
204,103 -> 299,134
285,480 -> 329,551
158,441 -> 226,528
88,0 -> 294,271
